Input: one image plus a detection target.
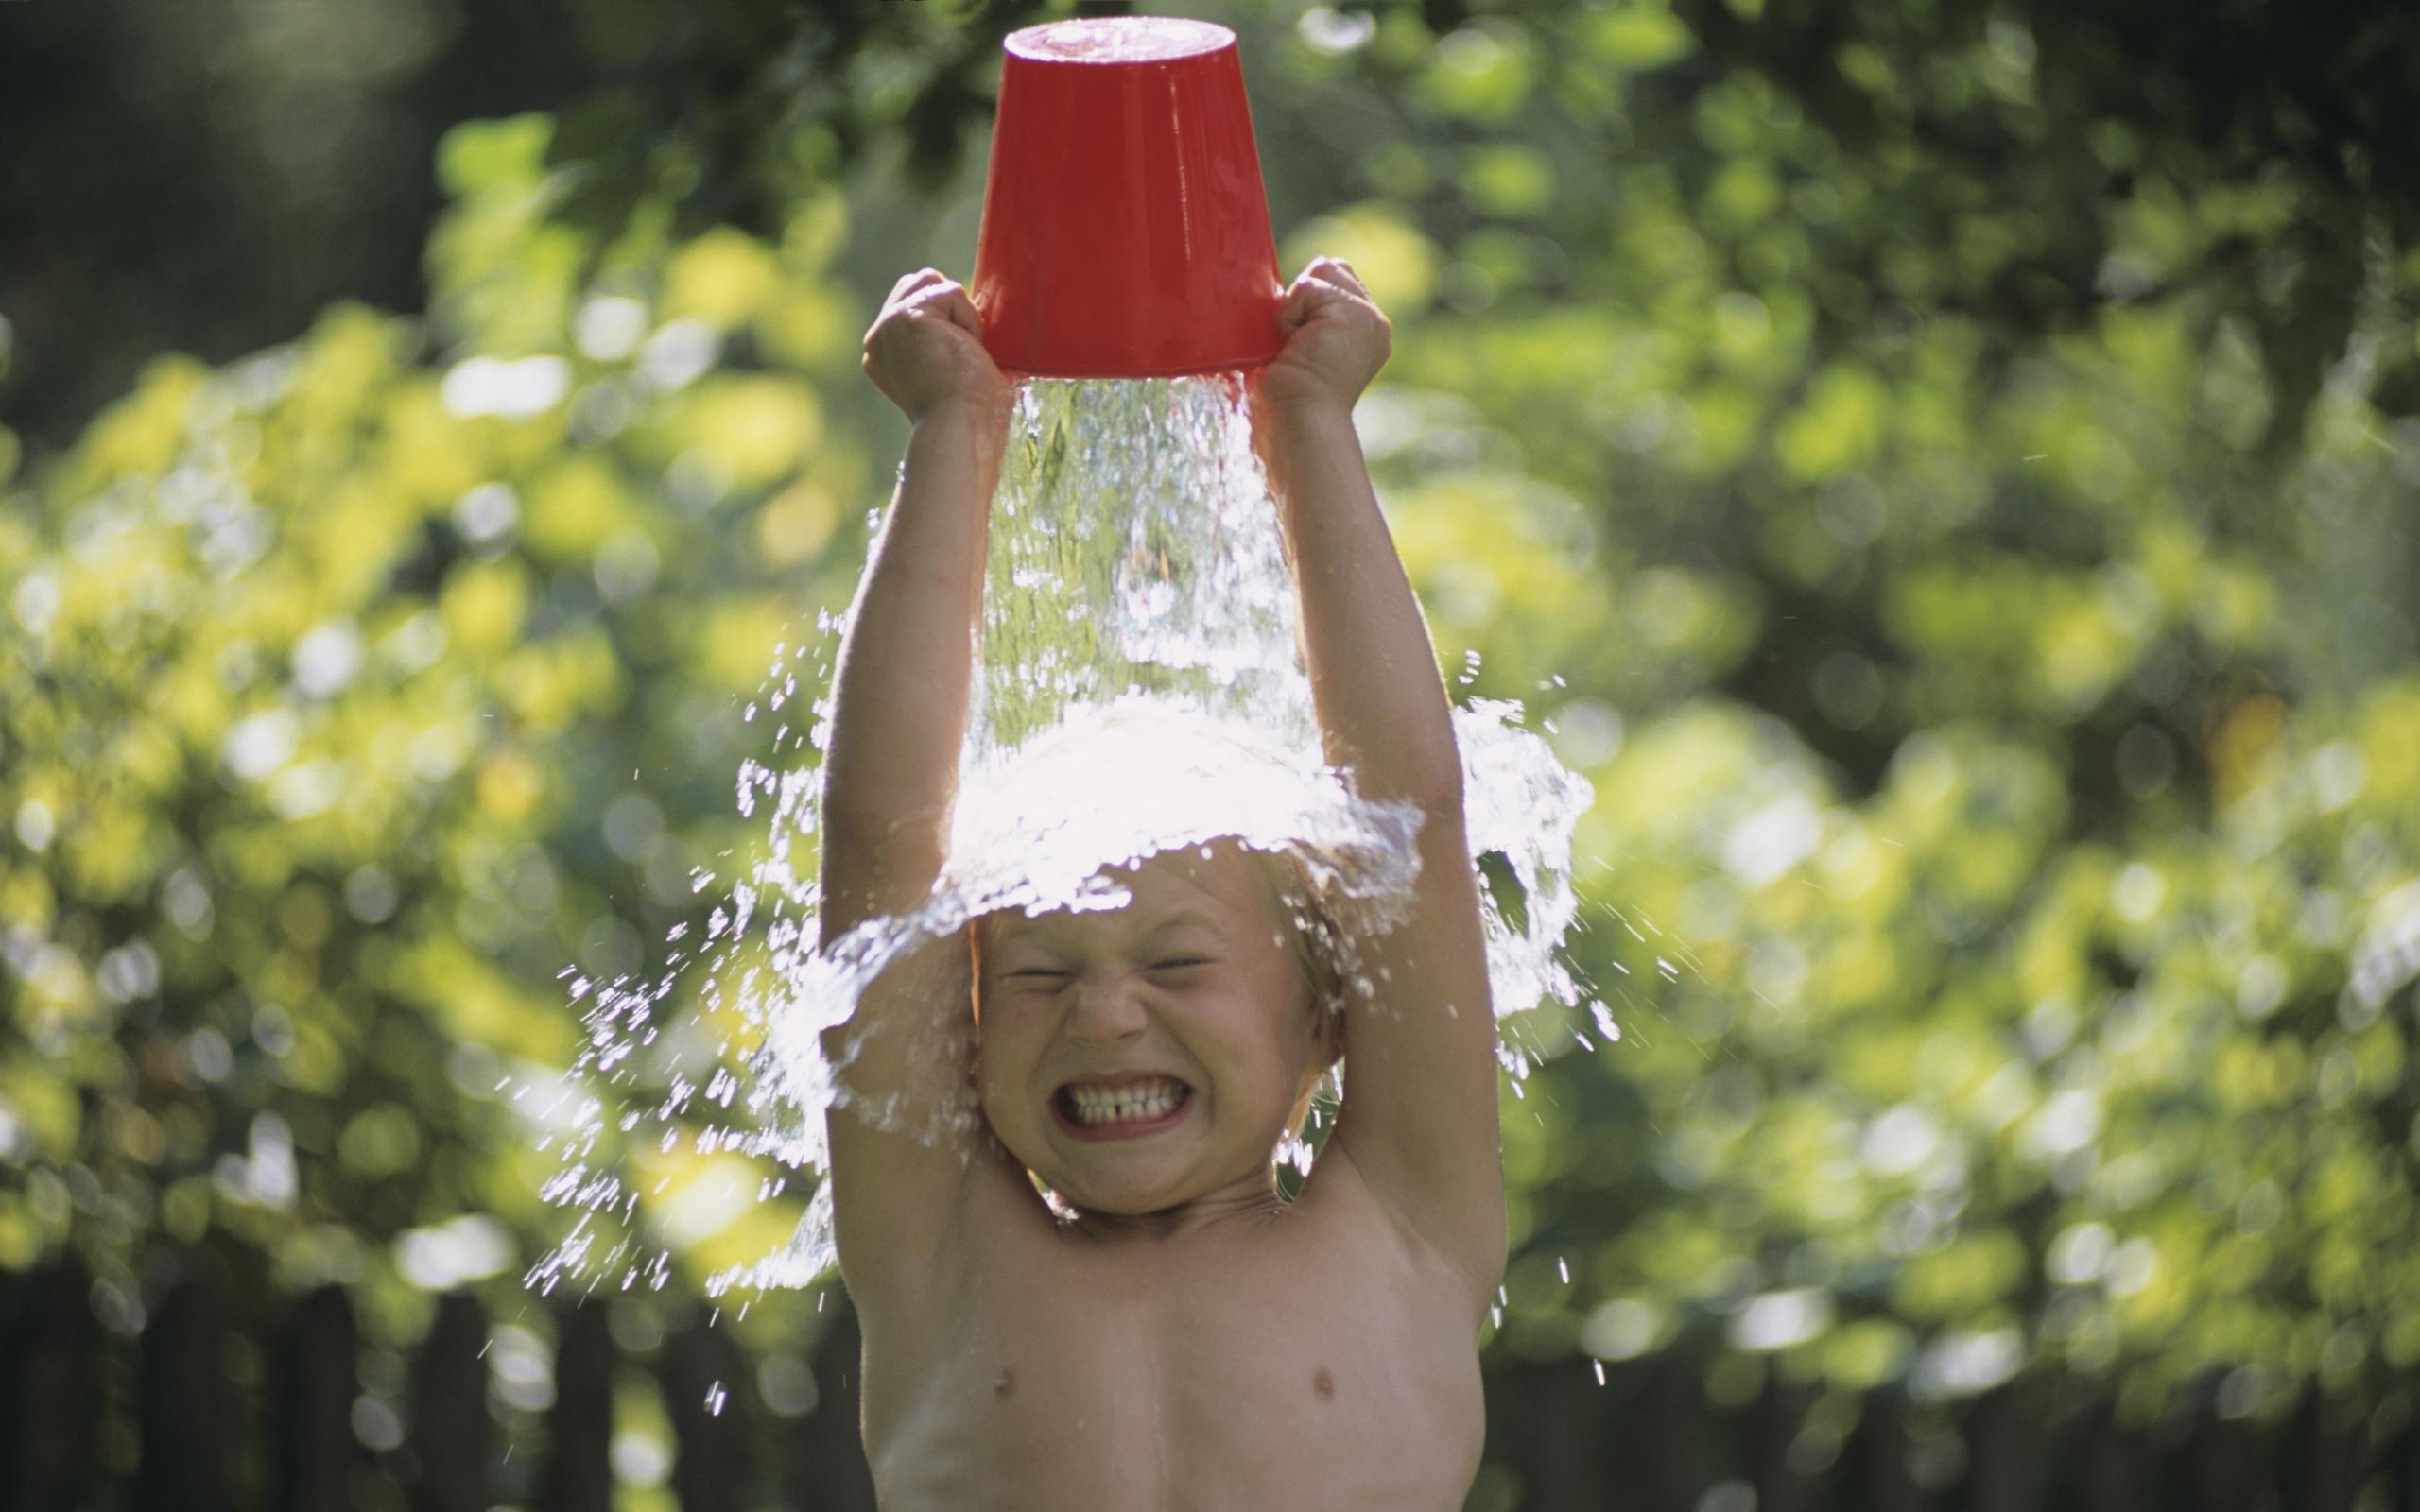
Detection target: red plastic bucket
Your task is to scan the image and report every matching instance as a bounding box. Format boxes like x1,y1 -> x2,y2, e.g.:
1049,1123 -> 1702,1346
971,17 -> 1285,378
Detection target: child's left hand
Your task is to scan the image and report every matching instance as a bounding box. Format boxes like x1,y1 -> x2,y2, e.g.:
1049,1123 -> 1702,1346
1256,257 -> 1392,417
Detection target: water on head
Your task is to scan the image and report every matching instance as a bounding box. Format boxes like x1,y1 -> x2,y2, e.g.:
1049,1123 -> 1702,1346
529,375 -> 1598,1299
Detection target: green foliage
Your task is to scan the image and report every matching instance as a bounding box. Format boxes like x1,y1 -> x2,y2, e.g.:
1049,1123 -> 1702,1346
0,110 -> 877,1470
6,1 -> 2420,1487
1240,0 -> 2420,1424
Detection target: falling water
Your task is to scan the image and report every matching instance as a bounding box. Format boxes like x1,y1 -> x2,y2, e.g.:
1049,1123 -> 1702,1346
529,376 -> 1599,1299
974,376 -> 1313,758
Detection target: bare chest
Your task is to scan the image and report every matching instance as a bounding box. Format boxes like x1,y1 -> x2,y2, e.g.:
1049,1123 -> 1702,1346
860,1212 -> 1484,1512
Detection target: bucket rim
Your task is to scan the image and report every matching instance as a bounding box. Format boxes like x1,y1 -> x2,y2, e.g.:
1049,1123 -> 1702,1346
1003,15 -> 1236,64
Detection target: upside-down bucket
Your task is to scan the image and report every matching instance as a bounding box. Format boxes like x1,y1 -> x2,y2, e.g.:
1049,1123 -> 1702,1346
971,16 -> 1286,378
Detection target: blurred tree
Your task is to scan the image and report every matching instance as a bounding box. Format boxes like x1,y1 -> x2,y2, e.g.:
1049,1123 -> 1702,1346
0,0 -> 1040,453
5,0 -> 2420,1503
1234,0 -> 2420,1466
0,0 -> 597,450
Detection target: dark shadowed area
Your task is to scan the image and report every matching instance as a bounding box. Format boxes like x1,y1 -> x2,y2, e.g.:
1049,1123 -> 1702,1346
4,0 -> 2420,1507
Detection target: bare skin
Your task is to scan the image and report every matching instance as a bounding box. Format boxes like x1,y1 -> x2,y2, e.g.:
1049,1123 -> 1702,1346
820,262 -> 1505,1511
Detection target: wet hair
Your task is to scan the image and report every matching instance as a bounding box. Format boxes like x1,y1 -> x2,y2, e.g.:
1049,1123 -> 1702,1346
1240,844 -> 1347,1061
966,841 -> 1342,1030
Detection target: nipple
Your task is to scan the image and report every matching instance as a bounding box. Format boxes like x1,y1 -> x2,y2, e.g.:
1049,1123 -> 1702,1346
994,1366 -> 1017,1400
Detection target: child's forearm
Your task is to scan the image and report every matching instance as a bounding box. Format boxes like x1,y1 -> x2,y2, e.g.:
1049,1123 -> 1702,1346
1262,401 -> 1462,818
819,398 -> 1005,941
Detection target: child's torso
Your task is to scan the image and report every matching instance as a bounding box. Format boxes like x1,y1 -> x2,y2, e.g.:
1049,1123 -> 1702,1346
856,1153 -> 1488,1512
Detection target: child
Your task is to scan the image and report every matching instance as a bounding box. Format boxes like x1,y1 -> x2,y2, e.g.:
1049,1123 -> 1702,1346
818,257 -> 1504,1508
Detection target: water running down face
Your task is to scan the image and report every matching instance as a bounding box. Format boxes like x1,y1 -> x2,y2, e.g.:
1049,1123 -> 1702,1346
973,843 -> 1338,1219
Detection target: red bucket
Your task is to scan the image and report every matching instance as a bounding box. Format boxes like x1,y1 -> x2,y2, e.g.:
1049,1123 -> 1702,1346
971,17 -> 1285,379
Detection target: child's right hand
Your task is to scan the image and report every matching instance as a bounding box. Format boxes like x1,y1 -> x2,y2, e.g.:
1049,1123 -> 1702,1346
862,269 -> 1010,423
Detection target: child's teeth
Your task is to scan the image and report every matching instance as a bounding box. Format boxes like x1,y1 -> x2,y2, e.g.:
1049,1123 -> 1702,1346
1068,1081 -> 1184,1125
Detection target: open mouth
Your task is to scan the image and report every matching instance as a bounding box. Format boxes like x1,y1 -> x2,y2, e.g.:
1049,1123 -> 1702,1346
1054,1076 -> 1192,1136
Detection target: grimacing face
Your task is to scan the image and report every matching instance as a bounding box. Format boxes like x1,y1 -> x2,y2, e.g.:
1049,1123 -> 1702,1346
972,843 -> 1337,1217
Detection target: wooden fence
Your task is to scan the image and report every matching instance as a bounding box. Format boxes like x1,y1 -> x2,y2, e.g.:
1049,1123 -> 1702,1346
0,1261 -> 877,1512
5,1260 -> 2417,1510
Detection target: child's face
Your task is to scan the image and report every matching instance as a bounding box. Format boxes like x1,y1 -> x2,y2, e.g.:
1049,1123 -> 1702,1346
975,843 -> 1329,1218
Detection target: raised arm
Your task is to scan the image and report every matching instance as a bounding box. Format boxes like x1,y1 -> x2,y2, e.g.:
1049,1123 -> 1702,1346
1253,259 -> 1505,1286
822,270 -> 1007,936
819,270 -> 1010,1291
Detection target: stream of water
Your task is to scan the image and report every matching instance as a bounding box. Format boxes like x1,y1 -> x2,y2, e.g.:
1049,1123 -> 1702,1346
531,376 -> 1599,1300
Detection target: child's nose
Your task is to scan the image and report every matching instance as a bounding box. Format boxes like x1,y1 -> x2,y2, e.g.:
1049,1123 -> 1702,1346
1063,971 -> 1148,1042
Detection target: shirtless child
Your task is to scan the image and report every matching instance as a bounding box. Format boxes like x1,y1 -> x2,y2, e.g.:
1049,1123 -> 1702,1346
817,256 -> 1504,1511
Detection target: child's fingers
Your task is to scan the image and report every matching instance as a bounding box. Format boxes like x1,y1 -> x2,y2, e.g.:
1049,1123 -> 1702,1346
893,275 -> 964,321
888,266 -> 950,303
1283,266 -> 1346,311
928,280 -> 988,339
893,276 -> 985,338
868,276 -> 987,354
869,271 -> 947,348
1283,274 -> 1373,335
1305,256 -> 1371,298
1284,259 -> 1381,325
1275,276 -> 1317,333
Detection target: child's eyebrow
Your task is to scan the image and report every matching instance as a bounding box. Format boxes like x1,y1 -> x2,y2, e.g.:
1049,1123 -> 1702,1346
989,920 -> 1072,951
1139,911 -> 1230,944
988,907 -> 1232,954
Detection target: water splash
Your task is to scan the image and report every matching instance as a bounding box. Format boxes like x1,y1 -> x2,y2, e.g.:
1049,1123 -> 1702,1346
531,376 -> 1600,1300
974,376 -> 1312,758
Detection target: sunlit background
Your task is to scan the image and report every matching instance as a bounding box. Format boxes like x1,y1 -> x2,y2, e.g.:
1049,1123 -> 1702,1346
5,0 -> 2420,1507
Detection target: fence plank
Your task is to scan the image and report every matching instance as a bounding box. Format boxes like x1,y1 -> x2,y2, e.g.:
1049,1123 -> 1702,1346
2065,1397 -> 2150,1512
1958,1387 -> 2036,1512
136,1276 -> 229,1512
661,1317 -> 749,1512
1481,1356 -> 1613,1512
273,1284 -> 359,1512
2183,1410 -> 2261,1512
2278,1391 -> 2367,1512
1836,1389 -> 1925,1512
411,1292 -> 493,1512
1744,1377 -> 1821,1512
0,1262 -> 97,1512
2387,1411 -> 2420,1512
1602,1355 -> 1712,1512
544,1301 -> 614,1512
786,1298 -> 878,1512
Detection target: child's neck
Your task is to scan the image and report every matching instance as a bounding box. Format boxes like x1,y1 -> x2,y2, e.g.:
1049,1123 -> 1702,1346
1049,1172 -> 1292,1240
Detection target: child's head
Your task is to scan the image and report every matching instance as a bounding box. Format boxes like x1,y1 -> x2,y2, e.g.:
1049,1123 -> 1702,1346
970,839 -> 1342,1217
